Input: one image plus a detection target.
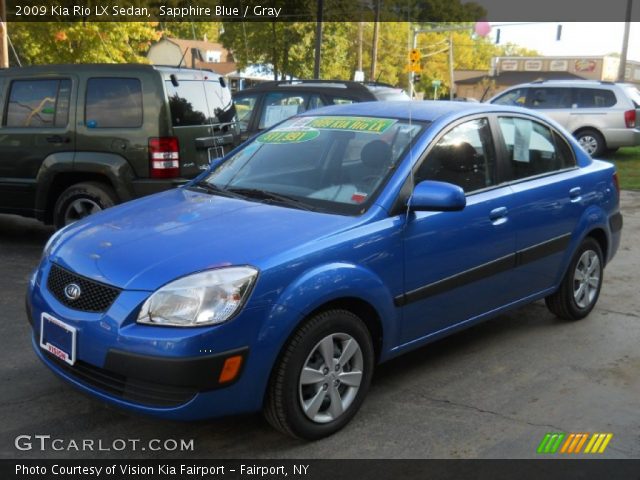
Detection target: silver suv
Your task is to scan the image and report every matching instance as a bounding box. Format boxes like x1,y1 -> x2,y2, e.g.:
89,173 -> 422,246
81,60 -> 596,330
489,80 -> 640,157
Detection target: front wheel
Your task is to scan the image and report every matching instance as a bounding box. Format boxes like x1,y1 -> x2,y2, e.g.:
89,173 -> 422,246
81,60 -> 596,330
264,309 -> 374,440
545,237 -> 604,320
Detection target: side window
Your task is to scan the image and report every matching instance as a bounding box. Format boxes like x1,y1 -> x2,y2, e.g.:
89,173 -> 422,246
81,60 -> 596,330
498,117 -> 574,181
574,88 -> 616,108
492,88 -> 527,106
259,92 -> 308,129
527,88 -> 572,109
5,79 -> 71,128
165,80 -> 211,126
86,78 -> 142,128
234,93 -> 259,132
416,118 -> 497,193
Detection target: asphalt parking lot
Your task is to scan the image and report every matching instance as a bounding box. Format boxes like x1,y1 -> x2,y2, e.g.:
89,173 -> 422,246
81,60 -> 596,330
1,192 -> 639,460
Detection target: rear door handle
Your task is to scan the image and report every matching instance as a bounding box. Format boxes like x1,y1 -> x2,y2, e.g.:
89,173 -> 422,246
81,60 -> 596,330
489,206 -> 508,224
569,187 -> 582,202
46,135 -> 70,144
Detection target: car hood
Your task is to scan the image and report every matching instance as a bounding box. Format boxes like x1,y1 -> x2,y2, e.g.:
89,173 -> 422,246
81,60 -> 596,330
49,188 -> 357,291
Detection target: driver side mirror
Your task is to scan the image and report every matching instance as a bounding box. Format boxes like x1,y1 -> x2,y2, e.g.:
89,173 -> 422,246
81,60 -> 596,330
408,180 -> 466,212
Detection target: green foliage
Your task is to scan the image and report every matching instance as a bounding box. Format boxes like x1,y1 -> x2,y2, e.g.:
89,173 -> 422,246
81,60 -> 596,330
9,22 -> 160,65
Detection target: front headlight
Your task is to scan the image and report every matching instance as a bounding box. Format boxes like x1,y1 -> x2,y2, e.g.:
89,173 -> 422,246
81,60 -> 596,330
137,267 -> 258,327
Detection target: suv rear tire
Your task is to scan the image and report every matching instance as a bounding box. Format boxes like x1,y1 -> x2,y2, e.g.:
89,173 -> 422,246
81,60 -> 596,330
53,182 -> 117,229
575,129 -> 605,157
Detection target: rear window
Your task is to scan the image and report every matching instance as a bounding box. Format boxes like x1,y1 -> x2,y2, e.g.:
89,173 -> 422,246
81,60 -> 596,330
623,86 -> 640,107
85,78 -> 142,128
574,88 -> 617,108
5,79 -> 71,128
166,80 -> 234,126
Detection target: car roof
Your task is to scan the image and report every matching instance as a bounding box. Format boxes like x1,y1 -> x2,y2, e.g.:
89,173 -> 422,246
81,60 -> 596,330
298,100 -> 514,123
0,64 -> 224,80
504,80 -> 621,89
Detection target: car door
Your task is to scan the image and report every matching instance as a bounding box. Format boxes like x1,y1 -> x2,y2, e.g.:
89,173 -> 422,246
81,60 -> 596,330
0,76 -> 75,214
493,114 -> 581,299
234,91 -> 262,142
399,117 -> 517,344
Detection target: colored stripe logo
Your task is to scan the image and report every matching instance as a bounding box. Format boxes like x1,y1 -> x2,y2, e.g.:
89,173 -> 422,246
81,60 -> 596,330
537,433 -> 613,454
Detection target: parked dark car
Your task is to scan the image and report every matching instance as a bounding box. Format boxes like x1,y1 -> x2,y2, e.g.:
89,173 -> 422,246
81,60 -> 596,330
0,64 -> 238,228
29,101 -> 622,439
233,79 -> 410,141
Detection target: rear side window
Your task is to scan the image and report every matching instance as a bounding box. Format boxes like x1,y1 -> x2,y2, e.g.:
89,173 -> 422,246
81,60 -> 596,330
5,79 -> 71,128
491,88 -> 527,106
331,97 -> 357,105
574,88 -> 616,108
528,88 -> 572,109
86,78 -> 142,128
498,117 -> 575,181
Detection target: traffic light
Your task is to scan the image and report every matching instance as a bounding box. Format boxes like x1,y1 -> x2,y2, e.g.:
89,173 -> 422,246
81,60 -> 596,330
407,49 -> 422,73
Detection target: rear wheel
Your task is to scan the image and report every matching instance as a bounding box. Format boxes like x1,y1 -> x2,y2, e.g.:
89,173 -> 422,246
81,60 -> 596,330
575,129 -> 605,157
53,182 -> 117,229
264,309 -> 374,440
545,237 -> 604,320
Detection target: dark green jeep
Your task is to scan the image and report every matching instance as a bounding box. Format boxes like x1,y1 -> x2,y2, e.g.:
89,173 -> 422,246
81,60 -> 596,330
0,64 -> 238,228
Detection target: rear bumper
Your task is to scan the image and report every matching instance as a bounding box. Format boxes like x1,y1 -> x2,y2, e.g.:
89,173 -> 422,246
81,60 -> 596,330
603,128 -> 640,148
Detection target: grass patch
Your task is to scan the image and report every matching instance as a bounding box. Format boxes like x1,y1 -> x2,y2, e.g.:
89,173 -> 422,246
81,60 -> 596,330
606,146 -> 640,190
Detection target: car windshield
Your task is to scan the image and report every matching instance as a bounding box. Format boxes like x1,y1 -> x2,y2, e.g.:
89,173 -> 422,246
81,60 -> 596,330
198,115 -> 424,215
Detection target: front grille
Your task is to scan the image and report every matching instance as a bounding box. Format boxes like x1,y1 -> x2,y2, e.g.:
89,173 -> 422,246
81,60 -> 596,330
47,264 -> 121,313
47,354 -> 197,408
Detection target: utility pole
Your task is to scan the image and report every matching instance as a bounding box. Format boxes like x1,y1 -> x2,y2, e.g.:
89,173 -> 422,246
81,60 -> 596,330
0,0 -> 8,68
357,21 -> 363,72
369,0 -> 380,81
313,0 -> 323,79
448,33 -> 454,100
618,0 -> 633,82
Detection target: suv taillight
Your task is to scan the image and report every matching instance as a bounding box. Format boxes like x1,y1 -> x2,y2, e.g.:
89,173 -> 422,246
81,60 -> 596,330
624,109 -> 636,128
149,137 -> 180,179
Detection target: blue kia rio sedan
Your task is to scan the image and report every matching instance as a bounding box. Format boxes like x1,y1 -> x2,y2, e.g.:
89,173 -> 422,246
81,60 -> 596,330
27,101 -> 622,439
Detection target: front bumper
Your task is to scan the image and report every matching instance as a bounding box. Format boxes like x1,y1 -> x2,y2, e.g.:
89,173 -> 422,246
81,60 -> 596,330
27,261 -> 283,420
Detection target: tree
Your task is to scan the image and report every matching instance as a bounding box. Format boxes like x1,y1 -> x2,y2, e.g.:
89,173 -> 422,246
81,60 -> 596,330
9,22 -> 160,65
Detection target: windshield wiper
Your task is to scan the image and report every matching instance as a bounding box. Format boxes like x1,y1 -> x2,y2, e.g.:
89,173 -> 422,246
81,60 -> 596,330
188,181 -> 247,200
226,187 -> 317,211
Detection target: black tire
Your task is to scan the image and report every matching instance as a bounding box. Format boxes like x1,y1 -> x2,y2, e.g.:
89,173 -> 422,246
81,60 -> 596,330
53,181 -> 117,229
264,309 -> 374,440
575,129 -> 605,158
545,237 -> 604,321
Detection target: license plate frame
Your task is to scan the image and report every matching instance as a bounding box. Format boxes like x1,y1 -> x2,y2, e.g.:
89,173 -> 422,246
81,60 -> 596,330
40,313 -> 76,366
207,146 -> 225,163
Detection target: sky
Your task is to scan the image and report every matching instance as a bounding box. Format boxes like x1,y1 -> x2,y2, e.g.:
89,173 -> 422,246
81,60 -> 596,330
487,22 -> 640,62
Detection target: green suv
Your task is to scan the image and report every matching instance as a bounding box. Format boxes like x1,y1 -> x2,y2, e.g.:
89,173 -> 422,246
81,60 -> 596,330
0,64 -> 238,228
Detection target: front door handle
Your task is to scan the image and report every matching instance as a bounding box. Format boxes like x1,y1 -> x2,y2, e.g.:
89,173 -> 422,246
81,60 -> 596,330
569,187 -> 582,202
489,206 -> 508,225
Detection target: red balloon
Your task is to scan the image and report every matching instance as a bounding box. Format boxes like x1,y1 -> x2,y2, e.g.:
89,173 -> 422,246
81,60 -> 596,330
475,21 -> 491,37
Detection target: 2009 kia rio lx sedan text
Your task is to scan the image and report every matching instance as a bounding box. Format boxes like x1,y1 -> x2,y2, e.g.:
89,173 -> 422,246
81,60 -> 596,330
27,102 -> 623,439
